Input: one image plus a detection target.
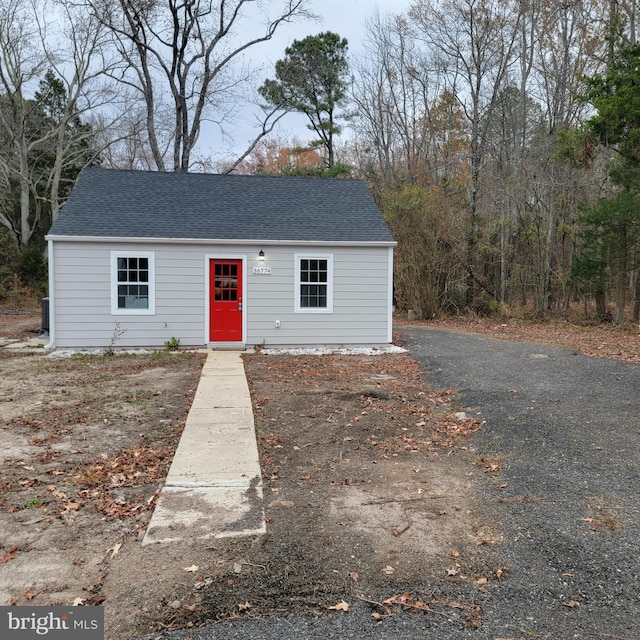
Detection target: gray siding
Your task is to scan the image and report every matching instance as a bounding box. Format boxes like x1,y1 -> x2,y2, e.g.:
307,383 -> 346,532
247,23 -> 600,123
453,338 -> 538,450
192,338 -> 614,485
50,241 -> 392,349
247,247 -> 391,345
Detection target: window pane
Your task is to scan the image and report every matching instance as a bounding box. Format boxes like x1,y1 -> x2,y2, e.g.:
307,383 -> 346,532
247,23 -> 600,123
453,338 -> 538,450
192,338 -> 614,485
116,256 -> 151,309
299,258 -> 329,309
301,283 -> 327,308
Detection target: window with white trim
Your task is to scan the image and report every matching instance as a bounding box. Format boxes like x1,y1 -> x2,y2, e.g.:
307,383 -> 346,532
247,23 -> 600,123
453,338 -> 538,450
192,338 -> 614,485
294,254 -> 333,313
111,252 -> 155,314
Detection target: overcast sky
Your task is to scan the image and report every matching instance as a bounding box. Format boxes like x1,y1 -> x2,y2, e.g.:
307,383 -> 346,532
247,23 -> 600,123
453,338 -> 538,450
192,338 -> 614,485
204,0 -> 414,163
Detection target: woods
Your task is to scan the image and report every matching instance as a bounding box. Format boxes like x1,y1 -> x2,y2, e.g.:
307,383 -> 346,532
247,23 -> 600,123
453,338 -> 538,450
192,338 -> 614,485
351,0 -> 640,322
2,0 -> 640,323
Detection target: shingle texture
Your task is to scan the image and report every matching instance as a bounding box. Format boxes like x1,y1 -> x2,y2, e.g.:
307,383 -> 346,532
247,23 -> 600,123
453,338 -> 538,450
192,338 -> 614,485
48,168 -> 395,243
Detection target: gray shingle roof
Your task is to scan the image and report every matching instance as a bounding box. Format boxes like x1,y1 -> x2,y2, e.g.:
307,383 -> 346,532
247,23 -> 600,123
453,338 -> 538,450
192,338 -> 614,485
48,168 -> 395,244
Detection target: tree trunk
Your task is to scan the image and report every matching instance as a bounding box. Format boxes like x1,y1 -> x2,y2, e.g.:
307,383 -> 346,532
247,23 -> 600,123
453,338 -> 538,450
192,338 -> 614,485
596,288 -> 607,320
633,269 -> 640,322
537,207 -> 558,315
19,151 -> 32,248
613,225 -> 628,324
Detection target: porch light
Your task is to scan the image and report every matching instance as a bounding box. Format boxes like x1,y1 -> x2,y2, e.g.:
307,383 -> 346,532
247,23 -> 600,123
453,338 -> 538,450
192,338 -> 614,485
258,250 -> 265,261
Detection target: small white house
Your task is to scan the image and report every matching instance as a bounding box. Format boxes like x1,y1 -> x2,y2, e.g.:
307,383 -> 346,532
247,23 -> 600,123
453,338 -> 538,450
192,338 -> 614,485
45,168 -> 396,349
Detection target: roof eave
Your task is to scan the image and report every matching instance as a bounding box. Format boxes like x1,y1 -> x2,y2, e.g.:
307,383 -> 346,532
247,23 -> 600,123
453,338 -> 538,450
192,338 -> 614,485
45,235 -> 397,247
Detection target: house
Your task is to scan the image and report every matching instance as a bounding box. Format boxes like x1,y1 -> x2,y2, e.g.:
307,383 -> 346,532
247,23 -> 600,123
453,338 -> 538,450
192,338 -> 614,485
45,168 -> 396,350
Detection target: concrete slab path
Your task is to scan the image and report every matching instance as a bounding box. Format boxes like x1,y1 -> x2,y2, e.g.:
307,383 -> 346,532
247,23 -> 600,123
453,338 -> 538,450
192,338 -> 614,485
142,351 -> 265,545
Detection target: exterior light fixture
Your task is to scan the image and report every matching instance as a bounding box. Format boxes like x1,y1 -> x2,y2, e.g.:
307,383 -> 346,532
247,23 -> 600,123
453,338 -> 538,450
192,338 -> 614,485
258,250 -> 265,261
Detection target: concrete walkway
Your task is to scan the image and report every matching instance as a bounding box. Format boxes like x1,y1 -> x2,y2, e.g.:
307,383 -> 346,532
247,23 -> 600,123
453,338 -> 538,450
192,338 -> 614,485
142,351 -> 265,545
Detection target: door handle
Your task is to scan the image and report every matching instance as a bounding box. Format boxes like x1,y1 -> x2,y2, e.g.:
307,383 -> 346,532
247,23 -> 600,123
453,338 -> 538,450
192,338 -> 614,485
238,303 -> 243,311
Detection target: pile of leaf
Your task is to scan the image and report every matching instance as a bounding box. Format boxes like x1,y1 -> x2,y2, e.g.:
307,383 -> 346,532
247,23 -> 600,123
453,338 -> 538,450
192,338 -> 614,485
424,316 -> 640,363
56,442 -> 182,520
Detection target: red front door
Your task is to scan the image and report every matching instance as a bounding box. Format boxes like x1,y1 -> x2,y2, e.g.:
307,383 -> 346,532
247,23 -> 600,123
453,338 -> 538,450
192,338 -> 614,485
209,259 -> 242,342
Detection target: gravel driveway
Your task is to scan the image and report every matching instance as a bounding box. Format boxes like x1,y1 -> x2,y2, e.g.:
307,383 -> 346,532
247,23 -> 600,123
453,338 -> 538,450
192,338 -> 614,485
405,326 -> 640,639
142,327 -> 640,640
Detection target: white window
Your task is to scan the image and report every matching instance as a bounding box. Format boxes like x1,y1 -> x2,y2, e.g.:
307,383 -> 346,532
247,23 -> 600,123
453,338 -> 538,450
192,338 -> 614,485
110,251 -> 155,315
294,254 -> 333,313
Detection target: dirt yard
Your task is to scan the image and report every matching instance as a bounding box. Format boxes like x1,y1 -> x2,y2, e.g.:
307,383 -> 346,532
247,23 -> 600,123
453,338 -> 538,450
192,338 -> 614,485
1,311 -> 639,639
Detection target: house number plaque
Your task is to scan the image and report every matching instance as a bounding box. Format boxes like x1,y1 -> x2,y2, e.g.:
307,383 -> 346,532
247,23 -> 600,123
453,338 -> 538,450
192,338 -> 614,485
252,266 -> 272,275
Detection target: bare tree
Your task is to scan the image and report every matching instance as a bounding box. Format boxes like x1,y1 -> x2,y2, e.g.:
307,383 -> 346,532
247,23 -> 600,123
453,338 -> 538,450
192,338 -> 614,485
352,12 -> 464,187
38,1 -> 127,222
410,0 -> 521,304
0,0 -> 126,245
0,0 -> 50,246
84,0 -> 312,172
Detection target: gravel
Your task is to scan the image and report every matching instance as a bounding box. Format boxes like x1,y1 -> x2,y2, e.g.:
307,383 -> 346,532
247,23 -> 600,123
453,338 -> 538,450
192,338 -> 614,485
140,326 -> 640,640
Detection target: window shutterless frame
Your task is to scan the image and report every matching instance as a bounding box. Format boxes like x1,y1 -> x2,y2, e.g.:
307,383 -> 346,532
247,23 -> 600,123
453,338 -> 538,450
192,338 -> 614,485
110,251 -> 156,315
294,253 -> 333,313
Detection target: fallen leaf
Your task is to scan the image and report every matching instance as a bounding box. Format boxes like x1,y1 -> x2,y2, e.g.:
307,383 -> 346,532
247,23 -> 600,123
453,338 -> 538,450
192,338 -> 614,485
383,592 -> 416,607
238,601 -> 252,611
110,542 -> 122,559
450,550 -> 460,558
475,577 -> 488,585
446,568 -> 459,576
183,565 -> 199,573
411,599 -> 430,611
0,547 -> 19,563
194,577 -> 213,590
348,571 -> 359,582
371,611 -> 383,621
233,562 -> 242,574
48,485 -> 68,500
564,600 -> 581,608
382,565 -> 395,574
328,600 -> 350,612
72,598 -> 85,606
184,604 -> 197,612
24,588 -> 38,601
496,567 -> 504,579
